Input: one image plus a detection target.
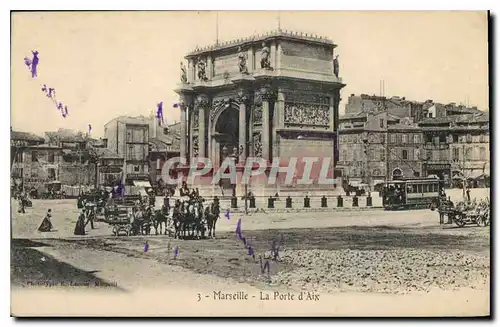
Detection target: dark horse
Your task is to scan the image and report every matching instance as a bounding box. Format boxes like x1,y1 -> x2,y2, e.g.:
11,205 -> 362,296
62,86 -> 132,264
153,205 -> 170,236
205,202 -> 220,238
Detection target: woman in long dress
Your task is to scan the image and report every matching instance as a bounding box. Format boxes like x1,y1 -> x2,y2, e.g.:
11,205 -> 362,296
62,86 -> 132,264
38,209 -> 53,232
74,210 -> 86,235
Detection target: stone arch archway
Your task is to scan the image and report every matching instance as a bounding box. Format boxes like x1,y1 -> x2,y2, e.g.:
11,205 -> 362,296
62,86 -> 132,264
211,104 -> 239,191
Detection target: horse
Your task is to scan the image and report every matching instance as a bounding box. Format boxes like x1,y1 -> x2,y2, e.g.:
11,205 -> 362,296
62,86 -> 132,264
153,205 -> 170,236
205,202 -> 220,238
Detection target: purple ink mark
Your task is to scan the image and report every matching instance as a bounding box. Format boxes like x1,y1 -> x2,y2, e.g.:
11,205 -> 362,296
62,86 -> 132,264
248,246 -> 254,257
173,246 -> 179,259
24,57 -> 32,69
57,102 -> 63,110
144,241 -> 149,253
47,88 -> 55,98
31,51 -> 39,78
41,84 -> 47,93
156,102 -> 164,125
225,209 -> 230,220
242,236 -> 247,247
64,106 -> 68,116
173,103 -> 179,108
88,124 -> 92,133
236,218 -> 242,240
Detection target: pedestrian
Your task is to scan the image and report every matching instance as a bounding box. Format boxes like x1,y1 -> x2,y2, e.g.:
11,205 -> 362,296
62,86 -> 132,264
38,209 -> 53,232
466,187 -> 471,202
74,210 -> 86,235
18,195 -> 25,214
84,204 -> 96,229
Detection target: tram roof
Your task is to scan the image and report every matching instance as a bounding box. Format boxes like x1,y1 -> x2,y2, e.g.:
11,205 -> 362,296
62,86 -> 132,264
383,177 -> 441,184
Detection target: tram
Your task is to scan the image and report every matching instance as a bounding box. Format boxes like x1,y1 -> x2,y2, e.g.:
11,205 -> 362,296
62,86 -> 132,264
381,177 -> 444,210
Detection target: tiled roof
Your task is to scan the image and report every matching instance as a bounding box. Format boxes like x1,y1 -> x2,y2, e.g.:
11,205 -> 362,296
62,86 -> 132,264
46,129 -> 86,143
339,111 -> 368,120
105,115 -> 150,126
419,112 -> 489,125
95,148 -> 123,159
11,131 -> 44,142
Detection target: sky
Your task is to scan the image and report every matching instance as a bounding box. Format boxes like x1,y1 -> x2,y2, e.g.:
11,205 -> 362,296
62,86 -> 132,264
11,11 -> 489,138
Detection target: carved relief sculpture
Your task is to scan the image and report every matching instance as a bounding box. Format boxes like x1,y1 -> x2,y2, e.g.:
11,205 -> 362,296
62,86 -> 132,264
237,47 -> 249,74
260,42 -> 272,69
197,57 -> 208,81
253,133 -> 262,157
284,103 -> 330,126
180,61 -> 188,83
333,54 -> 339,78
191,109 -> 199,129
253,93 -> 263,124
192,135 -> 199,157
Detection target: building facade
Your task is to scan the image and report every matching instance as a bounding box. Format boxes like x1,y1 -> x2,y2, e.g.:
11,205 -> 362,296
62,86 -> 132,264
45,129 -> 96,186
104,116 -> 151,194
148,118 -> 181,186
338,111 -> 423,187
11,130 -> 63,191
95,148 -> 125,188
175,30 -> 345,194
419,111 -> 490,187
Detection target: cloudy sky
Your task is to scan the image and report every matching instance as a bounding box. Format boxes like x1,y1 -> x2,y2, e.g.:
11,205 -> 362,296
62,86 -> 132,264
11,11 -> 488,137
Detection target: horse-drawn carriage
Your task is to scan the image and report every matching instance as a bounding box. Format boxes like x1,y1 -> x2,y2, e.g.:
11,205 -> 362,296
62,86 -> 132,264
101,193 -> 222,239
443,200 -> 490,228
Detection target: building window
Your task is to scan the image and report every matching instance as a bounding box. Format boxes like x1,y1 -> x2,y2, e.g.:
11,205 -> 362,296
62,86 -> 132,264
48,152 -> 55,163
31,151 -> 38,162
48,168 -> 56,180
453,135 -> 459,143
426,150 -> 432,160
390,134 -> 396,143
452,148 -> 459,161
402,134 -> 408,144
31,169 -> 37,178
402,150 -> 408,160
373,168 -> 381,176
414,148 -> 420,160
15,151 -> 23,163
342,149 -> 347,161
380,119 -> 384,128
128,145 -> 134,160
479,147 -> 486,160
163,128 -> 168,135
380,149 -> 385,161
466,134 -> 472,143
439,134 -> 446,143
127,130 -> 133,143
134,165 -> 140,172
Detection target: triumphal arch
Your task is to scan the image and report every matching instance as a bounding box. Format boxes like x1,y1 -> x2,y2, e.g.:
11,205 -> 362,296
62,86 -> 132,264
175,30 -> 345,195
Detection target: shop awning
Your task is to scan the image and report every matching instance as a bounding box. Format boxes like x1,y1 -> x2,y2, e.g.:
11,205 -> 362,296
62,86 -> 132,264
139,188 -> 148,196
133,180 -> 151,188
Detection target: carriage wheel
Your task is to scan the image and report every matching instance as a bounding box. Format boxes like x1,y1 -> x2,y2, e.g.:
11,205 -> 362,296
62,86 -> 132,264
454,216 -> 466,228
